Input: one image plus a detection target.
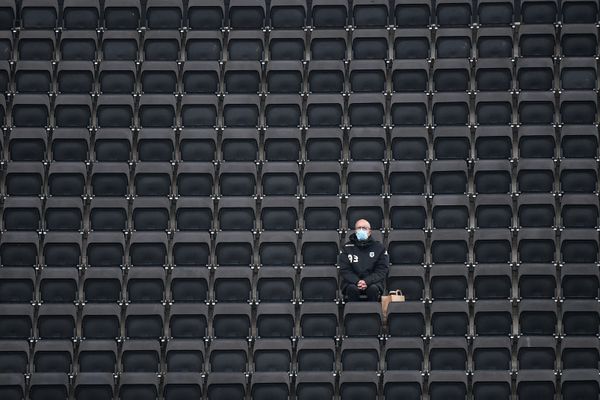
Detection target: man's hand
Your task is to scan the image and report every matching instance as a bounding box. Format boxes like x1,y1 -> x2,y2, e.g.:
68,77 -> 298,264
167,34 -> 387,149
357,280 -> 367,290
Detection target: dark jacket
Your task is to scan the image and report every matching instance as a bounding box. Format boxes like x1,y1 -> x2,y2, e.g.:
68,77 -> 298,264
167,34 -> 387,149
338,232 -> 389,292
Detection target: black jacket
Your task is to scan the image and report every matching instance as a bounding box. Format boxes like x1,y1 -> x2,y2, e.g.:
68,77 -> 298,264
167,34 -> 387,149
338,232 -> 389,292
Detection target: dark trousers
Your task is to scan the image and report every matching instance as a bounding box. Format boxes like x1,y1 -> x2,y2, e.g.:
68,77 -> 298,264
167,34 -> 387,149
344,284 -> 381,302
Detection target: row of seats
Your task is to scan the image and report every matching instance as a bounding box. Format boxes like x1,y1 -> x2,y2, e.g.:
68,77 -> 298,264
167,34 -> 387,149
1,57 -> 598,95
1,369 -> 596,400
1,26 -> 599,63
1,93 -> 598,128
1,299 -> 598,339
2,192 -> 597,231
1,125 -> 597,163
1,228 -> 598,268
1,0 -> 598,31
0,264 -> 597,304
0,335 -> 598,375
2,160 -> 598,198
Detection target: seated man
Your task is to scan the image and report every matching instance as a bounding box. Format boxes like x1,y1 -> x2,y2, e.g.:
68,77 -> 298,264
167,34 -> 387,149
339,219 -> 389,301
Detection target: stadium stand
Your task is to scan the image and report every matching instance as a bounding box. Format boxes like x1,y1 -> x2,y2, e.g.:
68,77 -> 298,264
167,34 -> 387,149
0,0 -> 599,399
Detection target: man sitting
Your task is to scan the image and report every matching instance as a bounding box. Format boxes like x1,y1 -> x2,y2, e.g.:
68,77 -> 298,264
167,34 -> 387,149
339,219 -> 389,301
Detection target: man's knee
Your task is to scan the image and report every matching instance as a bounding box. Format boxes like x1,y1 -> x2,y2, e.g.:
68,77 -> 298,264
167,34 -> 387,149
344,285 -> 361,301
365,285 -> 381,301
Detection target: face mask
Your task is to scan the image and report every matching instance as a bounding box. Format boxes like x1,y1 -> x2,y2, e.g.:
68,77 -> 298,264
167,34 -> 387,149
356,229 -> 369,241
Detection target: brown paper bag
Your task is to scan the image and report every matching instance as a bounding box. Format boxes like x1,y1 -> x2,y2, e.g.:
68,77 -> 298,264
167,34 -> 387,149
381,290 -> 405,323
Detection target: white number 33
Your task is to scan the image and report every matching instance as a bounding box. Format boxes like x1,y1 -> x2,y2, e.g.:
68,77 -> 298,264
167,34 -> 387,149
348,254 -> 359,263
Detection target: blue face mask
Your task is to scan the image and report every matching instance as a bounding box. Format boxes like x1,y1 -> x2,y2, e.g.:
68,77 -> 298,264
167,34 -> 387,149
356,229 -> 369,241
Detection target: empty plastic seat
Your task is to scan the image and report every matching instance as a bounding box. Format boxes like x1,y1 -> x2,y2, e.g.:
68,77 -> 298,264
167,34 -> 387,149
46,199 -> 84,233
0,232 -> 39,268
140,62 -> 178,94
0,269 -> 35,303
305,128 -> 343,161
217,197 -> 255,231
516,370 -> 556,400
340,337 -> 380,371
299,267 -> 338,302
343,303 -> 383,337
63,0 -> 100,30
121,340 -> 160,373
300,231 -> 340,267
170,267 -> 209,303
251,372 -> 290,400
178,128 -> 217,161
80,304 -> 121,340
82,268 -> 122,303
88,197 -> 128,231
185,32 -> 222,61
165,339 -> 205,373
518,126 -> 556,158
129,232 -> 168,267
207,373 -> 246,400
187,0 -> 224,30
118,374 -> 159,400
269,0 -> 307,29
146,0 -> 183,29
98,62 -> 136,94
256,303 -> 295,338
561,300 -> 599,336
126,268 -> 166,303
561,0 -> 598,23
101,31 -> 139,61
435,28 -> 472,58
394,29 -> 431,59
257,268 -> 296,303
387,230 -> 426,266
346,161 -> 385,196
303,162 -> 342,196
103,0 -> 140,29
307,60 -> 345,93
124,304 -> 164,339
168,304 -> 209,339
51,128 -> 90,161
2,196 -> 42,231
39,268 -> 78,303
299,303 -> 339,338
0,1 -> 16,30
432,126 -> 471,160
0,32 -> 12,60
74,373 -> 115,400
14,61 -> 52,93
517,159 -> 556,193
386,301 -> 426,337
96,95 -> 135,127
212,303 -> 251,339
36,304 -> 76,340
17,30 -> 56,61
11,94 -> 49,127
21,0 -> 58,29
307,94 -> 344,126
260,196 -> 299,231
428,371 -> 468,400
561,336 -> 600,369
520,0 -> 558,23
261,162 -> 300,196
29,373 -> 69,400
518,25 -> 556,58
33,341 -> 73,373
561,263 -> 599,299
59,31 -> 97,62
430,229 -> 469,264
518,299 -> 558,336
208,339 -> 248,373
383,371 -> 423,400
229,0 -> 266,30
472,336 -> 512,370
339,372 -> 379,400
269,31 -> 305,61
560,91 -> 597,125
561,370 -> 600,400
213,267 -> 252,303
176,162 -> 215,197
47,162 -> 86,197
86,232 -> 125,268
